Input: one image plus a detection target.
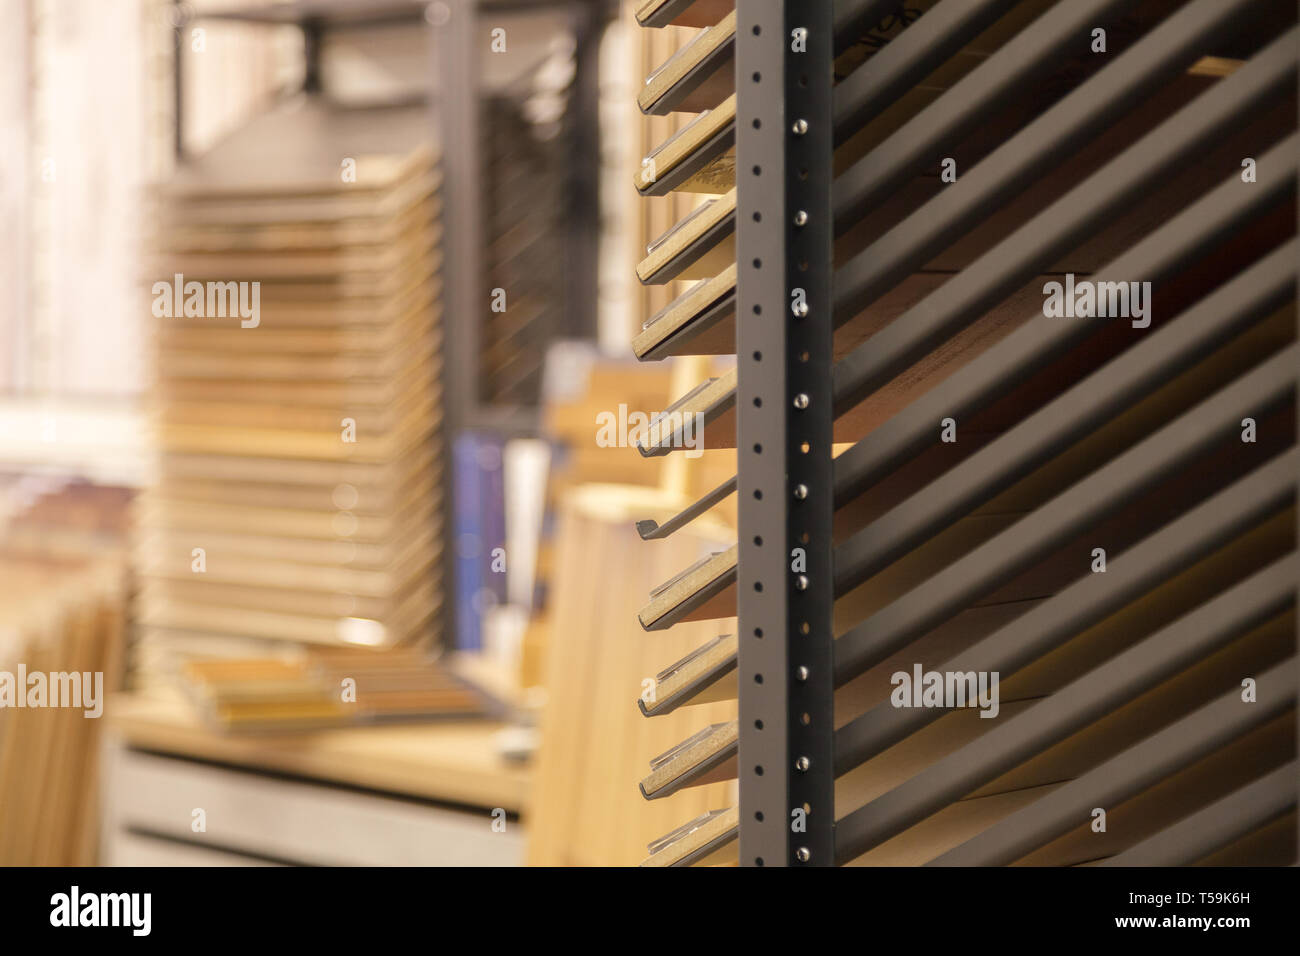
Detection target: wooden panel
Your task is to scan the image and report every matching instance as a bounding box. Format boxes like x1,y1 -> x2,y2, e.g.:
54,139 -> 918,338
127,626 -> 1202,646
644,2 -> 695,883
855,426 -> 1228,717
140,100 -> 443,658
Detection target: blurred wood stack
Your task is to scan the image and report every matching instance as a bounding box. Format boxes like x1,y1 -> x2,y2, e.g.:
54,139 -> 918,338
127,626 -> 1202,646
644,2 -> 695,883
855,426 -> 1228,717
0,476 -> 131,865
135,98 -> 444,691
526,483 -> 736,865
177,646 -> 489,732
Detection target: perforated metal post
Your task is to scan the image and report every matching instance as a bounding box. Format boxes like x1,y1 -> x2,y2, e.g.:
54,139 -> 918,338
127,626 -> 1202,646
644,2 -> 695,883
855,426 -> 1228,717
736,0 -> 835,867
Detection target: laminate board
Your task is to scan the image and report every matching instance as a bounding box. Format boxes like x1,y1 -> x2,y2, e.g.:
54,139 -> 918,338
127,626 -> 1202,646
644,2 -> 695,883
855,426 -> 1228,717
641,806 -> 739,866
639,10 -> 735,116
636,189 -> 736,284
635,0 -> 732,30
639,720 -> 738,799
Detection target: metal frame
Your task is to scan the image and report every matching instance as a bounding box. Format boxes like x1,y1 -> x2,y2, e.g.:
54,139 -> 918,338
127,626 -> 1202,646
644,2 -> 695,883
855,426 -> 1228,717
430,0 -> 484,653
725,0 -> 1298,869
1101,760 -> 1298,866
835,555 -> 1297,862
833,345 -> 1298,687
832,23 -> 1299,413
430,0 -> 611,646
833,448 -> 1299,779
735,0 -> 835,867
832,134 -> 1300,507
930,655 -> 1298,867
832,0 -> 1265,306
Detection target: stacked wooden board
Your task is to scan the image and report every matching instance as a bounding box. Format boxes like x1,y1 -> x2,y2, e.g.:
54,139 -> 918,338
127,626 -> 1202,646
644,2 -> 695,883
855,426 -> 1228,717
135,98 -> 444,694
628,0 -> 764,867
0,477 -> 130,865
179,647 -> 487,732
629,0 -> 1297,867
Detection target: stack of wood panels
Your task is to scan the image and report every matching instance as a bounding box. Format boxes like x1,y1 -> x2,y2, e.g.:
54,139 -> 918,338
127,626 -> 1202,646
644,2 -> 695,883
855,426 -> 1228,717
179,646 -> 487,732
135,99 -> 444,686
0,477 -> 130,865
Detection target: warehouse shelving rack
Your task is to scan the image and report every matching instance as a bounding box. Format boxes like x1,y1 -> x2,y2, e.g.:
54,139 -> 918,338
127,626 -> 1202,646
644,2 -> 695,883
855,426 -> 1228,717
633,0 -> 1300,867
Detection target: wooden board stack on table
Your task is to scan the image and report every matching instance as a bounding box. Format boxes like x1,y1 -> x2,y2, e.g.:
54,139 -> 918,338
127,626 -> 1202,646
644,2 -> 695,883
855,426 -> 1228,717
179,646 -> 490,732
0,477 -> 131,865
135,98 -> 446,706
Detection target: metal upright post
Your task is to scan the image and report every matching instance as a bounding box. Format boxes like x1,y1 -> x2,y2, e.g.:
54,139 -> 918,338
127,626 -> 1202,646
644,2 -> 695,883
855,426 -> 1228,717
302,16 -> 325,94
736,0 -> 835,867
172,0 -> 185,161
430,0 -> 484,651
